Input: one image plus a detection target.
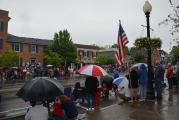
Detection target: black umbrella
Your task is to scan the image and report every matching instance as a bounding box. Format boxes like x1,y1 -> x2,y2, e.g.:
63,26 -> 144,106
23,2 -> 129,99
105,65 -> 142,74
100,75 -> 114,85
16,77 -> 64,101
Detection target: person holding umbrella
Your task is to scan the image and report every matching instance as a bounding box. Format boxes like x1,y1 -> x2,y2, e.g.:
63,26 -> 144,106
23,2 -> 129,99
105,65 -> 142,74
85,75 -> 99,111
16,77 -> 64,120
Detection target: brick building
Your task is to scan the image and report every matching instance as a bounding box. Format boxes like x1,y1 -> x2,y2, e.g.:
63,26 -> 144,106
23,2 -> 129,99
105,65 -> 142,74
0,9 -> 99,67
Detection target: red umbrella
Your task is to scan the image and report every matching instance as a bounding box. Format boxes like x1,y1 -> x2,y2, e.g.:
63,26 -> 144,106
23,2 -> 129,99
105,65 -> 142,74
78,64 -> 108,77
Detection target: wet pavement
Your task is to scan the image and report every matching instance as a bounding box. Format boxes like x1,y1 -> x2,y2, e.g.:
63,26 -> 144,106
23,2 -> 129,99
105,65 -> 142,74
3,88 -> 179,120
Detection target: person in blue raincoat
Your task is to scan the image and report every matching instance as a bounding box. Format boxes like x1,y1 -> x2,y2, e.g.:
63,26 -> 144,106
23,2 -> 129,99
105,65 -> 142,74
138,64 -> 148,101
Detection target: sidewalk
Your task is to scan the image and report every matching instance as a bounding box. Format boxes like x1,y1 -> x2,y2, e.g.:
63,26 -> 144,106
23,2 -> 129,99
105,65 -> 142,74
85,89 -> 179,120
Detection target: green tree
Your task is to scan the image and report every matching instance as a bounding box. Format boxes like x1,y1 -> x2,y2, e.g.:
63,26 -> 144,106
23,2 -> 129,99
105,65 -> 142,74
0,49 -> 19,67
47,30 -> 77,66
106,58 -> 114,65
170,45 -> 179,60
134,37 -> 162,49
96,55 -> 106,65
111,44 -> 118,48
130,53 -> 145,63
45,50 -> 63,66
96,55 -> 114,65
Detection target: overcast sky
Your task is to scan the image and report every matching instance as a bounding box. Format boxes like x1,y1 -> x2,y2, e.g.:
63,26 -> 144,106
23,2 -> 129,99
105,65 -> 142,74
0,0 -> 178,52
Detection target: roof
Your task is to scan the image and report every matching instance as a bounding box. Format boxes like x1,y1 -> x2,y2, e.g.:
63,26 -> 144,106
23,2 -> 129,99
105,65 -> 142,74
159,49 -> 168,55
0,9 -> 8,13
7,34 -> 100,49
99,48 -> 117,52
8,34 -> 52,45
75,44 -> 99,50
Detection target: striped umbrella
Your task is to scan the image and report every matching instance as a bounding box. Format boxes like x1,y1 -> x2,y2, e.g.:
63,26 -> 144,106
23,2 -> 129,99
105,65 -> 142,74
78,64 -> 108,77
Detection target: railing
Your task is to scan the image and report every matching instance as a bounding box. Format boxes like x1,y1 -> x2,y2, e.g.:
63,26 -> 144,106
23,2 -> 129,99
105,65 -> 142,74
0,74 -> 85,89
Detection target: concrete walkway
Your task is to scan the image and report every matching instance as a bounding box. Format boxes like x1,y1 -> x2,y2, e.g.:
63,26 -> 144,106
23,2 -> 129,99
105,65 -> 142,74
84,89 -> 179,120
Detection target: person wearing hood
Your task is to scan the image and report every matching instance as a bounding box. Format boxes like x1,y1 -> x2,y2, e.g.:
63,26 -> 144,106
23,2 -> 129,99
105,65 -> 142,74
138,64 -> 148,101
154,62 -> 165,100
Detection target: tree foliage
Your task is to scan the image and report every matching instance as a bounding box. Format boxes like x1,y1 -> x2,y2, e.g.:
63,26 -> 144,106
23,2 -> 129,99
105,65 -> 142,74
0,49 -> 19,67
159,2 -> 179,39
170,44 -> 179,60
96,55 -> 114,65
45,50 -> 63,66
134,37 -> 162,49
130,53 -> 145,63
111,44 -> 118,48
47,30 -> 77,66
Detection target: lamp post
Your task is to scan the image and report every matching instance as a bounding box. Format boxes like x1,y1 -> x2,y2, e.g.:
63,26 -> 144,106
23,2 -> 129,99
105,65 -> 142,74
143,1 -> 155,99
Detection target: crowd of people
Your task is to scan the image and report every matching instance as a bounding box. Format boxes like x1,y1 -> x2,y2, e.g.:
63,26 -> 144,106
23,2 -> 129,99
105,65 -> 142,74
25,95 -> 85,120
0,63 -> 79,88
5,61 -> 179,120
113,61 -> 179,104
71,61 -> 179,109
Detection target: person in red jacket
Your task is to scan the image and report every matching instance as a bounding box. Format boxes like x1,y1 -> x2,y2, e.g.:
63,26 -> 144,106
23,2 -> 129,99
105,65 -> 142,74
52,98 -> 63,120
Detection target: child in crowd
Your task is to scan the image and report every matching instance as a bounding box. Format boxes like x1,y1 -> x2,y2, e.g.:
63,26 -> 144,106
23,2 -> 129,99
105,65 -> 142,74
59,95 -> 86,120
72,82 -> 85,105
52,98 -> 63,120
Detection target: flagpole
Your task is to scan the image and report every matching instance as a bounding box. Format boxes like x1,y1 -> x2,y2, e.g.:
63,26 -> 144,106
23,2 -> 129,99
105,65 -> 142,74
119,20 -> 121,24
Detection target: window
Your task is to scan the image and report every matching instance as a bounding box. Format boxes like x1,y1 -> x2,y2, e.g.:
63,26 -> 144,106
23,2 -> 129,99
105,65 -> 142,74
0,21 -> 4,32
14,43 -> 20,52
0,38 -> 3,49
30,58 -> 36,65
84,51 -> 87,57
29,45 -> 37,53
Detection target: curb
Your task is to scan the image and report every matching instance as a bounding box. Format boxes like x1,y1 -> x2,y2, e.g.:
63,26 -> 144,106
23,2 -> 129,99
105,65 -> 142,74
0,88 -> 20,94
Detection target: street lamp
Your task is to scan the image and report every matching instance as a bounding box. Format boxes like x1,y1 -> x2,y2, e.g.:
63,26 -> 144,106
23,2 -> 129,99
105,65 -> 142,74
143,1 -> 155,99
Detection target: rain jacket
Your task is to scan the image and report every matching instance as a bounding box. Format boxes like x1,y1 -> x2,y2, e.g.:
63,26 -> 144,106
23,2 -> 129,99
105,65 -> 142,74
138,64 -> 148,85
25,105 -> 48,120
85,76 -> 99,94
60,95 -> 78,119
154,64 -> 165,80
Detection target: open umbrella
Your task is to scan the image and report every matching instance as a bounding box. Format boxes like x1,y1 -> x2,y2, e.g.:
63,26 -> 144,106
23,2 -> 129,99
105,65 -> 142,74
16,77 -> 64,101
113,76 -> 128,89
78,64 -> 108,77
132,63 -> 147,69
100,75 -> 114,85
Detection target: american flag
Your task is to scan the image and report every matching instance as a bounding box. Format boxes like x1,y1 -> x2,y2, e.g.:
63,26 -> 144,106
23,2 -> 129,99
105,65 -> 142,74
115,21 -> 129,65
